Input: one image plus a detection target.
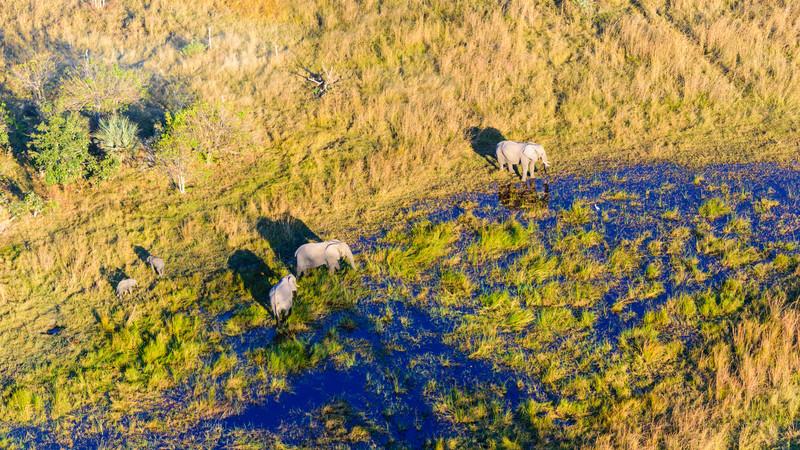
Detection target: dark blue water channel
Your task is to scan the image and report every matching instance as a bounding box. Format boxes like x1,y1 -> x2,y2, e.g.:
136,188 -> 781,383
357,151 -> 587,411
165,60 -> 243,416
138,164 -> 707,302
214,163 -> 800,447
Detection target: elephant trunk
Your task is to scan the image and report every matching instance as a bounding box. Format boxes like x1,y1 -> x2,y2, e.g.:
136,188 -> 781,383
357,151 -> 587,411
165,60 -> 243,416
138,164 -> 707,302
541,151 -> 551,168
344,246 -> 356,270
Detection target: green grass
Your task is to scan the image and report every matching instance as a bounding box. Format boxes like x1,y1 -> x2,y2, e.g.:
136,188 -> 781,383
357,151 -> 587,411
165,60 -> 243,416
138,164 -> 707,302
699,198 -> 732,221
467,218 -> 532,262
559,200 -> 594,227
375,221 -> 459,280
437,269 -> 474,307
0,0 -> 799,447
754,198 -> 780,215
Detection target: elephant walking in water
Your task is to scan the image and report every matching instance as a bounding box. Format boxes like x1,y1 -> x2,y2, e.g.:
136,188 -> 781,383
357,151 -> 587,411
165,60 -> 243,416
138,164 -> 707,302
496,140 -> 551,182
295,240 -> 355,276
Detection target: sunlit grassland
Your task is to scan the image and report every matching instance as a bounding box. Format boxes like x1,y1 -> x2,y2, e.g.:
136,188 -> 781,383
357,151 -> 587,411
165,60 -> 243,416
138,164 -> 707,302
0,195 -> 364,444
367,220 -> 460,281
1,0 -> 800,446
2,0 -> 798,375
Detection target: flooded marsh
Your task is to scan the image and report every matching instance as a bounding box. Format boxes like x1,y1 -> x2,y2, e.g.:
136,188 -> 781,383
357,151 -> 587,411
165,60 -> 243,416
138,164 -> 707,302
4,163 -> 800,448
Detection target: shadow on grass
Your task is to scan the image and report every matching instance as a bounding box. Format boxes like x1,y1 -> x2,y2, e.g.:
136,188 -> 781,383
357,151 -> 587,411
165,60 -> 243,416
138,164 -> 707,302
227,249 -> 276,308
257,213 -> 320,269
466,126 -> 506,169
133,245 -> 152,263
100,267 -> 130,292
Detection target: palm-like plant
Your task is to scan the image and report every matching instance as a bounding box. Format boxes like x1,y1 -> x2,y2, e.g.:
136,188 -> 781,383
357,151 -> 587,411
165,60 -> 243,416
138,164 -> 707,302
95,114 -> 139,159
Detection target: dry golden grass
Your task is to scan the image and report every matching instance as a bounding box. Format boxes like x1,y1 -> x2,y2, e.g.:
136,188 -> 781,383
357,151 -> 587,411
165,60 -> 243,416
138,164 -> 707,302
0,0 -> 799,445
594,294 -> 800,449
0,0 -> 796,358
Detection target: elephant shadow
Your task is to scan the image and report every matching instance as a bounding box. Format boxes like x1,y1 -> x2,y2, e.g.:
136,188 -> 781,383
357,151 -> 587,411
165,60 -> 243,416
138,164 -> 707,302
133,245 -> 152,264
466,126 -> 506,169
101,267 -> 130,292
256,213 -> 320,269
227,249 -> 278,308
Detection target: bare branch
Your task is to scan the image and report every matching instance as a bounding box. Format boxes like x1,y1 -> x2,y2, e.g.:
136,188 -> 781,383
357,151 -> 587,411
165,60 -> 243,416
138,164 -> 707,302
291,62 -> 349,98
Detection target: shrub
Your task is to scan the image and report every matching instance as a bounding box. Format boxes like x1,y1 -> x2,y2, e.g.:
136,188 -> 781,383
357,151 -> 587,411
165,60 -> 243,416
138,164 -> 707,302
87,153 -> 121,181
95,114 -> 139,159
57,59 -> 147,115
28,112 -> 91,185
0,102 -> 10,153
8,192 -> 46,218
7,53 -> 59,113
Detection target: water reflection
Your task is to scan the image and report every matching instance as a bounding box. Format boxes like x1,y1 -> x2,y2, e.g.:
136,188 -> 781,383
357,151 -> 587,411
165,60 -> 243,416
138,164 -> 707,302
498,181 -> 549,210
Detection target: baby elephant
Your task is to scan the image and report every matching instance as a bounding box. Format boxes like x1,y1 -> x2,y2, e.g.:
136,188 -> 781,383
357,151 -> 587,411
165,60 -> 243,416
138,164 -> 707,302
116,278 -> 137,298
295,240 -> 355,276
270,274 -> 298,326
146,255 -> 165,277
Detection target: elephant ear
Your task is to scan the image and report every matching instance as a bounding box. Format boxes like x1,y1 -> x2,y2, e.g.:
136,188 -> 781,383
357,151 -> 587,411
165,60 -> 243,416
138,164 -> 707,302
522,144 -> 543,161
325,242 -> 342,258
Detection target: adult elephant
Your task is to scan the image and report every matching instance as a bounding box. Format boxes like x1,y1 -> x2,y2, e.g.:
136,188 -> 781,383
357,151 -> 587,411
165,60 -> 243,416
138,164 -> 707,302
495,140 -> 551,182
294,240 -> 356,276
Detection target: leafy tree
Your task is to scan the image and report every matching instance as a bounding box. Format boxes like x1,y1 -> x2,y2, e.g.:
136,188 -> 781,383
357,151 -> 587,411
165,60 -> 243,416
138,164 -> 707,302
154,102 -> 241,193
154,111 -> 193,194
8,53 -> 59,114
28,113 -> 92,186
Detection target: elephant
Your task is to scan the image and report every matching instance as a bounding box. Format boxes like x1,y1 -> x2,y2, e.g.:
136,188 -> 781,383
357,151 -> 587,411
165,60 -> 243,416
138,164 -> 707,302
146,255 -> 165,277
496,140 -> 551,182
116,278 -> 137,298
269,274 -> 298,326
294,240 -> 355,276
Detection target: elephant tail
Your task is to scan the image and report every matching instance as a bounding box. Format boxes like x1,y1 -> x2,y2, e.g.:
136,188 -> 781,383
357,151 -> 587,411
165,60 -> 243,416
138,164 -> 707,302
495,141 -> 505,161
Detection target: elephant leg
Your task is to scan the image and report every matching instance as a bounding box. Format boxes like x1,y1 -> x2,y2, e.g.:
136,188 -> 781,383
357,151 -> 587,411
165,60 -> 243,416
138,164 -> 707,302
521,160 -> 529,182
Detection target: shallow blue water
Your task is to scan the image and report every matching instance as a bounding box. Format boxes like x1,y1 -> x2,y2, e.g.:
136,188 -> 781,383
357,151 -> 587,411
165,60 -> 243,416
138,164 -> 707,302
214,163 -> 800,447
8,163 -> 800,447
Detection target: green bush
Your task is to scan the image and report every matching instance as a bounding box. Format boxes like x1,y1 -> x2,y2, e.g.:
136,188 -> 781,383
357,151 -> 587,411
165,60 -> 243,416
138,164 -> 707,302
28,112 -> 92,185
0,102 -> 10,152
8,192 -> 46,217
87,153 -> 121,181
95,114 -> 139,158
